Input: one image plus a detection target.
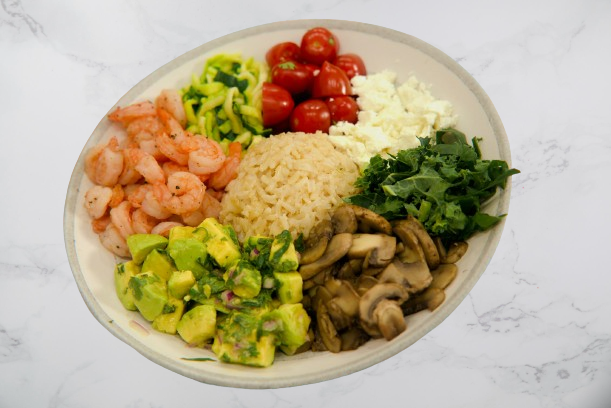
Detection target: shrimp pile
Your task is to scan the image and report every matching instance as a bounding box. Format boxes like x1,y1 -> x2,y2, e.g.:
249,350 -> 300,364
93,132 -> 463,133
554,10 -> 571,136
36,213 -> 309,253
83,89 -> 242,258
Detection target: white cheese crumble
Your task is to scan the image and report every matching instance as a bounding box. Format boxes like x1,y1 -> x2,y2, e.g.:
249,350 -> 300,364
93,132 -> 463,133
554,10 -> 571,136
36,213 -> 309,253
328,70 -> 458,169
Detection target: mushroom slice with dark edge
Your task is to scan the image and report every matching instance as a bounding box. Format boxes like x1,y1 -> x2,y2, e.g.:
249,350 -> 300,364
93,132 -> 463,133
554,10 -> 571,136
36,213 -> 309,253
348,233 -> 394,259
302,265 -> 334,290
311,285 -> 333,312
347,204 -> 393,235
433,237 -> 447,261
363,235 -> 396,268
336,258 -> 363,280
331,205 -> 358,234
316,304 -> 341,353
355,275 -> 378,296
340,326 -> 370,351
401,287 -> 446,316
393,216 -> 440,269
392,222 -> 426,264
361,264 -> 385,277
443,241 -> 468,264
325,279 -> 360,327
299,233 -> 353,280
300,219 -> 334,265
311,329 -> 328,352
374,299 -> 407,340
430,263 -> 458,289
359,283 -> 409,338
378,258 -> 433,294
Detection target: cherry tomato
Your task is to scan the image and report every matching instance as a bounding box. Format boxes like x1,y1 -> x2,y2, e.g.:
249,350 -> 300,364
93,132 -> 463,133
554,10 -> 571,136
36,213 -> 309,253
271,61 -> 314,95
300,27 -> 338,66
309,27 -> 340,53
302,63 -> 320,78
311,61 -> 353,98
262,82 -> 294,127
326,96 -> 359,124
333,53 -> 367,79
290,99 -> 331,134
266,42 -> 301,67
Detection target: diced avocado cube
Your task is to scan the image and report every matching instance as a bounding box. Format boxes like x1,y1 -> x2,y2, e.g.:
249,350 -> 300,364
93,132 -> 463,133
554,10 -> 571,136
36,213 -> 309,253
126,234 -> 168,265
167,238 -> 207,279
168,226 -> 206,242
152,296 -> 185,334
129,272 -> 168,321
211,310 -> 276,367
199,218 -> 242,268
273,272 -> 303,304
168,270 -> 196,299
223,260 -> 262,299
141,249 -> 176,281
272,304 -> 311,356
169,226 -> 193,241
198,218 -> 230,239
213,332 -> 276,368
269,230 -> 299,272
177,305 -> 217,347
114,261 -> 141,311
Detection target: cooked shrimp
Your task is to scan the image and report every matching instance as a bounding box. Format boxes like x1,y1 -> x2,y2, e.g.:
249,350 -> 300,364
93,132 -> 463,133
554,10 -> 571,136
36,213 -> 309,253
155,89 -> 187,128
126,116 -> 163,141
141,189 -> 173,219
87,137 -> 124,187
137,138 -> 166,162
125,116 -> 166,161
180,191 -> 220,226
201,190 -> 222,219
151,221 -> 184,237
188,136 -> 226,176
108,185 -> 125,208
132,208 -> 158,234
124,148 -> 165,185
125,184 -> 149,208
91,215 -> 111,234
118,149 -> 143,186
84,185 -> 113,219
99,223 -> 130,258
181,209 -> 205,227
155,132 -> 190,165
108,101 -> 156,125
207,141 -> 242,190
84,143 -> 104,182
110,201 -> 135,239
154,171 -> 205,215
155,108 -> 193,165
206,189 -> 224,202
162,161 -> 189,179
158,108 -> 187,140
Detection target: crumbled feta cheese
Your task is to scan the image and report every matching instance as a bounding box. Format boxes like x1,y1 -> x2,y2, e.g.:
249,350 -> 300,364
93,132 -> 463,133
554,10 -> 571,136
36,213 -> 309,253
329,70 -> 458,169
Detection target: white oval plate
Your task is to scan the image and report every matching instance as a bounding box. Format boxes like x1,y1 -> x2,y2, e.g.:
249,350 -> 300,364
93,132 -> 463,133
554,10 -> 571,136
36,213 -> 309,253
64,19 -> 512,389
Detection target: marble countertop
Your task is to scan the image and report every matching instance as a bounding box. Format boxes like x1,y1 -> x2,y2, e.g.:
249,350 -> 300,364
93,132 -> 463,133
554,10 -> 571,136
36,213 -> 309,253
2,0 -> 610,407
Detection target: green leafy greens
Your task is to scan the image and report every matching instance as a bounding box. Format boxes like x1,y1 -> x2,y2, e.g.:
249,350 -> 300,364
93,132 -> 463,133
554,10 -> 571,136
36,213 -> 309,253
344,129 -> 520,243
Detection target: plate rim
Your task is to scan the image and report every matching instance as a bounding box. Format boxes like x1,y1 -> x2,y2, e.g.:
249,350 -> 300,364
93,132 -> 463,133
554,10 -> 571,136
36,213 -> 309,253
63,18 -> 512,389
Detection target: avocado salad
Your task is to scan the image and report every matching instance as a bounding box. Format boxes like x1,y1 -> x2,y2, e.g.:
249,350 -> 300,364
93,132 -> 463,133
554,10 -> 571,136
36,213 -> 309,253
115,218 -> 310,367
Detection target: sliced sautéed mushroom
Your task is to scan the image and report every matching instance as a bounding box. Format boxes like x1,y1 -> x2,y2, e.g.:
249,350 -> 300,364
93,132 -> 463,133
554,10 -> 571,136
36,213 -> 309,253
297,205 -> 468,353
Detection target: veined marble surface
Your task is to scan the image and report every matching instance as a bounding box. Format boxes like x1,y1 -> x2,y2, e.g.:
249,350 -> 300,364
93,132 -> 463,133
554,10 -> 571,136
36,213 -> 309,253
1,0 -> 610,407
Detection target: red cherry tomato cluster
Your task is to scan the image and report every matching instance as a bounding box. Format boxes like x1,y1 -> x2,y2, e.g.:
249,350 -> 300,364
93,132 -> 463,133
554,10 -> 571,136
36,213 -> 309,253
262,27 -> 367,134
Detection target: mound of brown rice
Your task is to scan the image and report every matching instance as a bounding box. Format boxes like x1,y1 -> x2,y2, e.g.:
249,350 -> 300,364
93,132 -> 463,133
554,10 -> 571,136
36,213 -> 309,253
219,132 -> 360,242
